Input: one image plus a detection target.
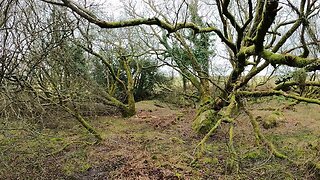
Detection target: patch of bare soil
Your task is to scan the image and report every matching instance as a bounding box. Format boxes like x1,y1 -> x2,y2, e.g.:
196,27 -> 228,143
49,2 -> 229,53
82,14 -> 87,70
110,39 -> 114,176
1,99 -> 319,179
64,100 -> 320,179
70,100 -> 199,179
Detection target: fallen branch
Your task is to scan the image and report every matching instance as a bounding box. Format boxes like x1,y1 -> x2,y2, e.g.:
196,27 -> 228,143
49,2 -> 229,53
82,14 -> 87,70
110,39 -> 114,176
62,104 -> 103,142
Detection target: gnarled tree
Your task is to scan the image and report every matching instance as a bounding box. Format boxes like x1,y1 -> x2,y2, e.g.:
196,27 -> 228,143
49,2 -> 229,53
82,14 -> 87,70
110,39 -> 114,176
39,0 -> 320,159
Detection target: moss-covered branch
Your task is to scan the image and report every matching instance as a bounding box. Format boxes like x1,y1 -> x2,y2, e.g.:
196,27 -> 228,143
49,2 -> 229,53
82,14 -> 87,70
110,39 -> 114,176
45,0 -> 236,52
121,57 -> 136,117
60,1 -> 188,31
274,81 -> 320,90
253,0 -> 279,51
262,50 -> 320,69
237,90 -> 320,105
272,19 -> 303,52
62,105 -> 102,142
236,44 -> 320,70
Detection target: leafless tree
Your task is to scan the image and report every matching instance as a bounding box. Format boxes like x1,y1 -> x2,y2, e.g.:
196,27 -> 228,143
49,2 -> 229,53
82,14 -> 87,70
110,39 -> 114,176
12,0 -> 320,161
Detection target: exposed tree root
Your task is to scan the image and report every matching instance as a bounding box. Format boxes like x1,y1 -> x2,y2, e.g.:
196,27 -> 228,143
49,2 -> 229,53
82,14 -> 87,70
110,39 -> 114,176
192,94 -> 238,165
226,124 -> 239,173
244,108 -> 288,159
195,118 -> 223,153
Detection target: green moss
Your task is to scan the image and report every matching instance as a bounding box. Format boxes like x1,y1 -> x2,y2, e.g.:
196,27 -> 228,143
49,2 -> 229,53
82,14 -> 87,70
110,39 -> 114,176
262,50 -> 318,68
176,113 -> 185,121
174,172 -> 183,179
272,110 -> 283,116
262,114 -> 280,129
243,151 -> 262,160
63,161 -> 91,176
204,144 -> 220,153
202,157 -> 219,165
151,154 -> 157,160
192,110 -> 218,133
79,163 -> 92,172
61,148 -> 91,176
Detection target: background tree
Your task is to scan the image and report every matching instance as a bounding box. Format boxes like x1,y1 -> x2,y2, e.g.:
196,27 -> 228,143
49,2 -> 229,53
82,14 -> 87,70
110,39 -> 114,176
0,0 -> 316,166
124,0 -> 219,104
74,18 -> 169,117
0,0 -> 106,141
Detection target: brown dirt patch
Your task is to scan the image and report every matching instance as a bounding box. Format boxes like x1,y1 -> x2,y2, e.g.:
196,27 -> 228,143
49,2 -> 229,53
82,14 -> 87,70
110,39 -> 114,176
1,99 -> 319,179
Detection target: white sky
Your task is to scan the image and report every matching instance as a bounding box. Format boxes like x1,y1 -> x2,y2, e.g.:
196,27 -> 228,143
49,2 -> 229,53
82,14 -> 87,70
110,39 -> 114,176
93,0 -> 124,17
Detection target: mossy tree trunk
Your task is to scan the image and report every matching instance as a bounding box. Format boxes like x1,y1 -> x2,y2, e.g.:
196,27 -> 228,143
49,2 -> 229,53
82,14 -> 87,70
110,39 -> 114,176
44,0 -> 320,162
120,57 -> 136,117
78,44 -> 137,118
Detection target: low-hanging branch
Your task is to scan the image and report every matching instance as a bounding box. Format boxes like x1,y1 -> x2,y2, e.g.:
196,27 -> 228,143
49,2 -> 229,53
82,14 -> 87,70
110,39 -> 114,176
238,45 -> 320,71
237,90 -> 320,105
261,50 -> 320,69
52,0 -> 212,33
274,81 -> 320,90
41,0 -> 236,52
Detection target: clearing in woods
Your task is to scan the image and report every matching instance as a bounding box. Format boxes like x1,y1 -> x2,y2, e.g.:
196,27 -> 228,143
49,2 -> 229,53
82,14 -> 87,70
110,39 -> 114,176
0,99 -> 319,179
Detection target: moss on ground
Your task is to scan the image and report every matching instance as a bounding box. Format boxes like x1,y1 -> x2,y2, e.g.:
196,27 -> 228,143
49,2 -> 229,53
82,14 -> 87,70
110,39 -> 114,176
0,99 -> 319,179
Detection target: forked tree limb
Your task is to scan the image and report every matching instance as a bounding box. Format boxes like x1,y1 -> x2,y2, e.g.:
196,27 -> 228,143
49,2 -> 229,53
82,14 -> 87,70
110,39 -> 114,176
27,84 -> 103,142
41,0 -> 237,51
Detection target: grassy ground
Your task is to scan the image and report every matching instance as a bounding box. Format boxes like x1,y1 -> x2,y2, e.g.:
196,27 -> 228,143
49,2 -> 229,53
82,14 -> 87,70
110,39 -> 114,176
0,99 -> 319,179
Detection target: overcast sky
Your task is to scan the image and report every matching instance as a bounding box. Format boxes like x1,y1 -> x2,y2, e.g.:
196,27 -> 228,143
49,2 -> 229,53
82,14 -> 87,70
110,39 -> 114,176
94,0 -> 123,17
86,0 -> 280,76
